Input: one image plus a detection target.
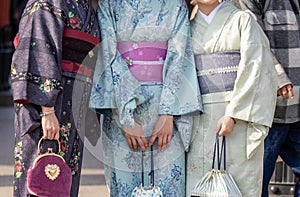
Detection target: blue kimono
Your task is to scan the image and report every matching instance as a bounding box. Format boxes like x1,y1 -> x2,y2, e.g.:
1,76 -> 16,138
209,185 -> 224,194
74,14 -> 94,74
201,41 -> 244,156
90,0 -> 202,196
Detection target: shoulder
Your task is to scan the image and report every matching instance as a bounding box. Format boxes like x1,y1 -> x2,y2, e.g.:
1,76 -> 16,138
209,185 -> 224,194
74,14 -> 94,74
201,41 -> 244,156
231,8 -> 258,26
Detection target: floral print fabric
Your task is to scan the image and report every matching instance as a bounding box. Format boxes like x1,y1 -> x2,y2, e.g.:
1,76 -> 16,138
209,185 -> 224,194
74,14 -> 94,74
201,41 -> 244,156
90,0 -> 202,196
11,0 -> 100,196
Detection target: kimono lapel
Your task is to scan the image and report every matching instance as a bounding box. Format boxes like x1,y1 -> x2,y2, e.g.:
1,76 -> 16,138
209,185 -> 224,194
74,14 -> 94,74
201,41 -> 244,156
192,2 -> 238,53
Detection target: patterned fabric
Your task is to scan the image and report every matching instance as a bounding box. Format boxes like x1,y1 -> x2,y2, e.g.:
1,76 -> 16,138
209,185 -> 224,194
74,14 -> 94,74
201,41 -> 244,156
90,0 -> 203,196
11,0 -> 100,196
186,2 -> 277,197
90,0 -> 202,126
238,0 -> 300,124
195,51 -> 240,94
117,41 -> 167,82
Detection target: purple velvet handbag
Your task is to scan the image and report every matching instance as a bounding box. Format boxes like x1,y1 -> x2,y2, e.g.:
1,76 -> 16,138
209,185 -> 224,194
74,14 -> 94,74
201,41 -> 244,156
27,138 -> 72,197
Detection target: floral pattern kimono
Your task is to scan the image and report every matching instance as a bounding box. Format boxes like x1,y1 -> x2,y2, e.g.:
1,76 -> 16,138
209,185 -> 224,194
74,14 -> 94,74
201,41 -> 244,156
11,0 -> 100,196
90,0 -> 202,196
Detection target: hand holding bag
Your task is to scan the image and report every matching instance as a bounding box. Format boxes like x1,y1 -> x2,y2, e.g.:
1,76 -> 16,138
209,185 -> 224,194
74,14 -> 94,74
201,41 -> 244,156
131,146 -> 163,197
27,138 -> 72,197
191,135 -> 242,197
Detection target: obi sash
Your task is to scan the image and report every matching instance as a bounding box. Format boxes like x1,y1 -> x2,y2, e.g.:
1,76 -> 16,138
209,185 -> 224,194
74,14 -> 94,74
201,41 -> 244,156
62,28 -> 100,81
195,50 -> 240,95
117,41 -> 168,82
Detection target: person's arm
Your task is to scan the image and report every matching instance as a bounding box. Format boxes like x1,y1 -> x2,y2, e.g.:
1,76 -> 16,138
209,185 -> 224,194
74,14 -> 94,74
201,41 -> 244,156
11,0 -> 66,139
225,12 -> 278,128
91,0 -> 148,151
149,0 -> 203,149
239,0 -> 294,100
41,106 -> 60,140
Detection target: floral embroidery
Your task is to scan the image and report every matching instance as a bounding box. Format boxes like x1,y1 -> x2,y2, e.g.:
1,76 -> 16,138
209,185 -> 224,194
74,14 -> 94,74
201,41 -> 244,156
110,172 -> 132,196
59,125 -> 70,158
14,141 -> 25,179
69,135 -> 81,175
112,71 -> 121,85
60,124 -> 81,175
158,165 -> 183,196
29,2 -> 41,15
22,0 -> 66,20
39,79 -> 55,93
67,12 -> 81,29
11,64 -> 17,75
11,71 -> 63,93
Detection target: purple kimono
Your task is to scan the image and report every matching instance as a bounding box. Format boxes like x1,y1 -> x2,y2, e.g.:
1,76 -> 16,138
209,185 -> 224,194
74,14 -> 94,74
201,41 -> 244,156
11,0 -> 100,196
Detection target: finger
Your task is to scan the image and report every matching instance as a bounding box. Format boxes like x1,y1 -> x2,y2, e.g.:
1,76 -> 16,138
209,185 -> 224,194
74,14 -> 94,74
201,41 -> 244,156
157,136 -> 163,151
218,128 -> 226,136
162,134 -> 168,149
140,136 -> 149,148
45,130 -> 51,139
54,130 -> 60,140
131,137 -> 138,152
190,0 -> 197,5
49,127 -> 56,140
167,134 -> 172,145
277,89 -> 281,96
125,135 -> 133,150
136,137 -> 146,152
215,122 -> 222,134
287,85 -> 294,99
281,87 -> 289,99
148,135 -> 157,147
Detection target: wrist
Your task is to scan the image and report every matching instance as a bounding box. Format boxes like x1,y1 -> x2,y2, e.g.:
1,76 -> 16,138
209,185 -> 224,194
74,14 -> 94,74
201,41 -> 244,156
40,106 -> 55,118
41,106 -> 54,112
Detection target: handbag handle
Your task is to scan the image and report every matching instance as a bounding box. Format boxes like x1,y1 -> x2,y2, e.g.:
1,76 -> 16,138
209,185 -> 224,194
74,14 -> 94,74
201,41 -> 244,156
141,145 -> 155,187
37,137 -> 61,155
212,134 -> 226,170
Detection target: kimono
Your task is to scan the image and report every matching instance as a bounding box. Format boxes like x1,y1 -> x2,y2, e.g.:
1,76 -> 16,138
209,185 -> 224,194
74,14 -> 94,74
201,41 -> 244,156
89,0 -> 202,196
11,0 -> 100,196
186,2 -> 277,197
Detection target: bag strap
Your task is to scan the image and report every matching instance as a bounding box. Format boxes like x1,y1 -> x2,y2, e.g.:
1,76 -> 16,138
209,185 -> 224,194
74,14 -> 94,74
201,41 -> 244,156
141,145 -> 155,187
141,151 -> 145,186
37,137 -> 61,155
150,145 -> 154,186
212,134 -> 226,170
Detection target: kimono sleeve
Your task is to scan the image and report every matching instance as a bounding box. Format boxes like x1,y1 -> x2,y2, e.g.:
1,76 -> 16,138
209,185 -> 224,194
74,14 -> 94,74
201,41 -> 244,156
11,0 -> 65,107
159,2 -> 203,116
89,0 -> 151,127
238,0 -> 292,89
225,13 -> 277,127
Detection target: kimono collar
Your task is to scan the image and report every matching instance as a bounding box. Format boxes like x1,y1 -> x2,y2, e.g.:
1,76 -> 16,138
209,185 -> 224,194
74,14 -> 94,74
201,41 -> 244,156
198,1 -> 226,24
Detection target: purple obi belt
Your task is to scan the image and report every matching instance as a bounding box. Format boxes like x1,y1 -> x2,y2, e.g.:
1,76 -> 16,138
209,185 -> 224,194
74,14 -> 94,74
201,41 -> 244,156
117,41 -> 168,82
195,50 -> 240,95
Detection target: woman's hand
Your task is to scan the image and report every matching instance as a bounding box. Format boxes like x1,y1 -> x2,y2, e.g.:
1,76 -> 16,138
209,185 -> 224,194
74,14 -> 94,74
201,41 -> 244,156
41,106 -> 60,140
215,116 -> 235,136
149,115 -> 173,151
122,121 -> 148,152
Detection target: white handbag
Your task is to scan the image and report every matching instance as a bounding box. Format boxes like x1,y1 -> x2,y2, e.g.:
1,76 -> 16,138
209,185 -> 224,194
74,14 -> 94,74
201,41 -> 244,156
191,135 -> 242,197
131,146 -> 163,197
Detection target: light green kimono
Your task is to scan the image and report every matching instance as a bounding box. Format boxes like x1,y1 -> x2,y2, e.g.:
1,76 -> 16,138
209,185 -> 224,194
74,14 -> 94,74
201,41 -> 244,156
186,2 -> 278,197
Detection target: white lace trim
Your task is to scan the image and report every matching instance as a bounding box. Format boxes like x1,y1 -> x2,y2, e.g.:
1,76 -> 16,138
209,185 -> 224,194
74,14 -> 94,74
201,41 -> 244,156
197,65 -> 239,76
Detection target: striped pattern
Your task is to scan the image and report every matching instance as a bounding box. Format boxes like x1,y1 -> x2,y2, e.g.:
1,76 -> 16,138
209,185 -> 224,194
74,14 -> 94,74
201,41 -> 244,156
195,51 -> 240,95
191,169 -> 242,197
